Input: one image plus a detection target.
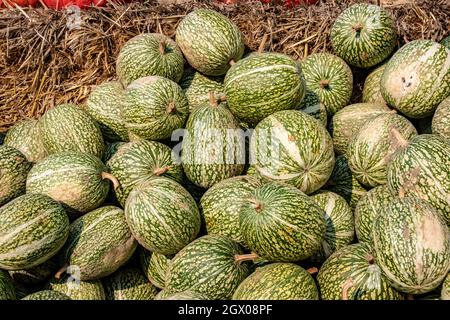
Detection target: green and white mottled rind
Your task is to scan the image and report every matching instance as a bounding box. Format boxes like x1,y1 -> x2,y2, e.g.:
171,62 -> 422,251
107,140 -> 183,207
39,103 -> 105,158
432,96 -> 450,138
240,182 -> 326,262
165,235 -> 251,300
140,249 -> 172,289
200,175 -> 262,245
232,263 -> 319,300
442,273 -> 449,300
117,33 -> 184,87
0,194 -> 69,271
156,290 -> 208,300
250,110 -> 334,194
387,134 -> 450,225
347,113 -> 418,187
182,101 -> 245,189
310,191 -> 354,263
297,90 -> 328,126
0,145 -> 31,206
103,141 -> 125,163
317,243 -> 403,300
26,152 -> 112,214
4,119 -> 48,162
224,52 -> 306,125
330,3 -> 396,68
381,40 -> 450,119
0,270 -> 16,300
179,69 -> 225,111
329,102 -> 392,155
103,268 -> 158,300
125,177 -> 201,255
47,274 -> 105,300
362,64 -> 387,105
86,81 -> 129,142
22,290 -> 71,300
175,9 -> 244,76
441,36 -> 450,49
122,76 -> 189,141
9,256 -> 58,285
299,53 -> 353,115
354,185 -> 395,245
59,206 -> 137,281
373,197 -> 450,294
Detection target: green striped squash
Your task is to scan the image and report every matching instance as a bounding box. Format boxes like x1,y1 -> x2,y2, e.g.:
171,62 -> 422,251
354,185 -> 395,245
179,69 -> 225,111
9,256 -> 58,285
86,81 -> 129,142
165,234 -> 251,300
155,290 -> 208,300
103,141 -> 125,163
47,274 -> 105,300
181,98 -> 245,189
323,154 -> 367,210
140,249 -> 172,289
373,197 -> 450,294
175,9 -> 244,76
310,191 -> 354,262
26,152 -> 115,214
59,206 -> 137,281
299,53 -> 353,115
103,268 -> 158,300
200,175 -> 262,245
250,110 -> 334,194
330,3 -> 396,68
224,52 -> 306,125
347,113 -> 417,188
117,33 -> 184,87
381,40 -> 450,119
107,139 -> 183,207
362,64 -> 387,105
125,177 -> 201,255
297,91 -> 328,126
22,290 -> 71,300
4,119 -> 48,162
441,36 -> 450,49
0,270 -> 16,300
432,96 -> 450,138
0,194 -> 69,270
442,273 -> 449,300
122,76 -> 189,141
232,263 -> 319,300
239,182 -> 326,261
0,145 -> 32,206
387,134 -> 450,225
317,243 -> 403,300
329,102 -> 392,155
39,103 -> 105,158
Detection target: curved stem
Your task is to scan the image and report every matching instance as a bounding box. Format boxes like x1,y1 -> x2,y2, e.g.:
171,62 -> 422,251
55,264 -> 69,279
352,22 -> 363,32
159,40 -> 166,55
319,79 -> 330,89
166,102 -> 176,114
307,267 -> 318,275
248,198 -> 263,212
229,59 -> 236,66
365,255 -> 375,265
341,278 -> 354,300
102,172 -> 120,191
154,166 -> 172,176
209,92 -> 218,107
390,127 -> 409,149
234,252 -> 259,265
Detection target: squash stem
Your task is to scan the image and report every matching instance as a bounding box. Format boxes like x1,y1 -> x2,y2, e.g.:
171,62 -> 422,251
248,198 -> 263,212
352,22 -> 364,32
307,267 -> 318,275
159,40 -> 166,55
154,166 -> 172,176
101,172 -> 120,191
234,252 -> 259,265
55,264 -> 69,279
166,102 -> 176,114
209,92 -> 218,107
365,255 -> 375,265
341,277 -> 354,300
229,59 -> 236,66
389,127 -> 409,149
319,79 -> 330,89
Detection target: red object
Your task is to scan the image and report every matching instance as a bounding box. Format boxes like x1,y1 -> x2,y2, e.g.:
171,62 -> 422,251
42,0 -> 107,9
0,0 -> 38,7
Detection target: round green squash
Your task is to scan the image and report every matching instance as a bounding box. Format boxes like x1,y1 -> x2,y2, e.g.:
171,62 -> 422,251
117,33 -> 184,86
387,133 -> 450,224
354,185 -> 396,245
140,249 -> 172,290
39,103 -> 105,158
165,234 -> 252,300
175,9 -> 244,76
373,197 -> 450,294
103,268 -> 158,300
297,91 -> 328,126
330,3 -> 397,68
86,81 -> 129,142
442,273 -> 449,300
22,290 -> 71,300
107,139 -> 183,207
239,182 -> 326,262
381,39 -> 450,119
0,145 -> 32,206
155,289 -> 208,300
0,194 -> 69,271
26,152 -> 116,214
432,96 -> 450,138
250,110 -> 334,194
0,270 -> 16,300
122,76 -> 189,141
224,52 -> 306,125
232,263 -> 319,300
317,243 -> 403,300
47,274 -> 105,300
59,206 -> 137,281
362,64 -> 387,105
299,53 -> 353,115
9,256 -> 59,286
4,119 -> 48,162
347,113 -> 417,187
125,177 -> 201,255
329,102 -> 392,155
